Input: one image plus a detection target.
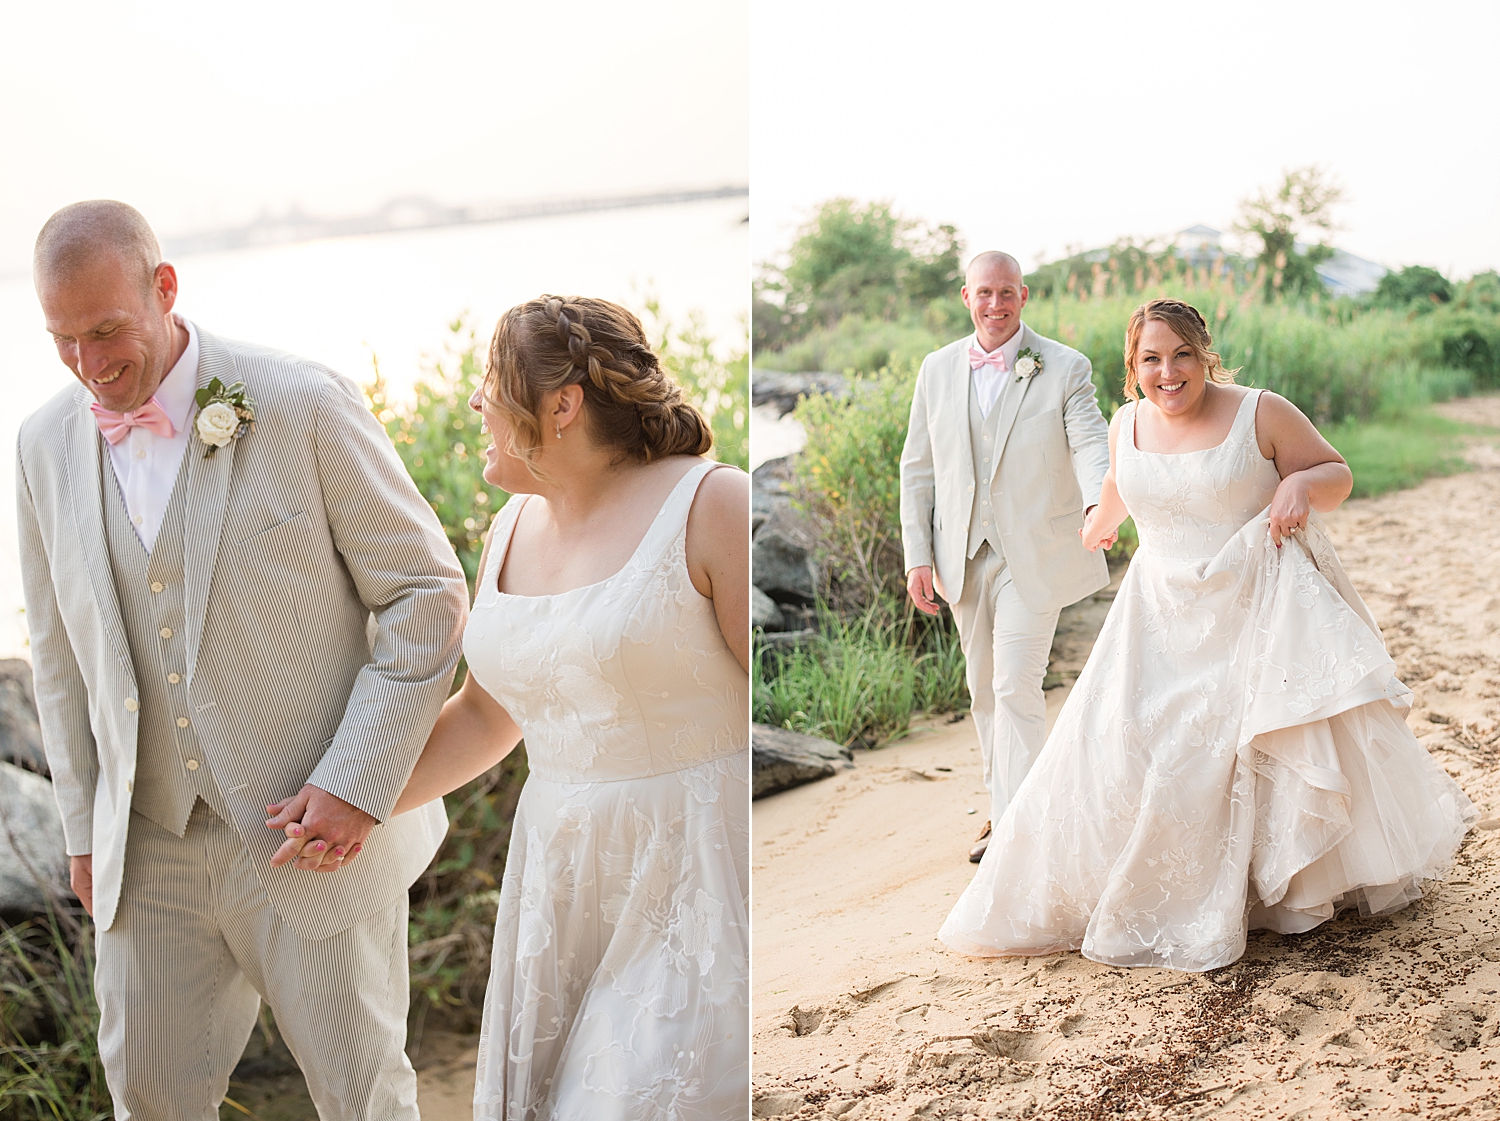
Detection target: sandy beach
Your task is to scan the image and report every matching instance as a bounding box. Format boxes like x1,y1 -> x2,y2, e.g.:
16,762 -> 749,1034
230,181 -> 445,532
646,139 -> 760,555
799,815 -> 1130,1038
753,400 -> 1500,1119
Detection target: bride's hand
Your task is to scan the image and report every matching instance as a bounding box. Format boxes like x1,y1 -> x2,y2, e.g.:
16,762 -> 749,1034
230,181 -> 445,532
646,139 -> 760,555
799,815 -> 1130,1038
1080,507 -> 1118,553
1268,476 -> 1313,547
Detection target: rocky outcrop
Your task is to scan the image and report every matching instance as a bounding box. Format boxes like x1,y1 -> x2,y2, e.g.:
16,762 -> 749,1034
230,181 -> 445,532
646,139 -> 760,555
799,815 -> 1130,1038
752,455 -> 820,633
751,586 -> 785,631
0,659 -> 47,777
752,526 -> 818,607
751,369 -> 847,416
0,760 -> 68,917
752,724 -> 853,799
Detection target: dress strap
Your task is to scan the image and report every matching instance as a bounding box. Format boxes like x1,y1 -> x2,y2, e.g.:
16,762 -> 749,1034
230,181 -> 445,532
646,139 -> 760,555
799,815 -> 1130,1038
481,495 -> 528,591
645,459 -> 726,553
1229,387 -> 1264,446
1118,400 -> 1139,456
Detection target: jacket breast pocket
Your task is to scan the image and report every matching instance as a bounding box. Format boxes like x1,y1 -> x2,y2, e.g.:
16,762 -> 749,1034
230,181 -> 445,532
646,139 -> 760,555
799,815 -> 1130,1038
1020,407 -> 1061,433
215,513 -> 319,671
228,511 -> 309,554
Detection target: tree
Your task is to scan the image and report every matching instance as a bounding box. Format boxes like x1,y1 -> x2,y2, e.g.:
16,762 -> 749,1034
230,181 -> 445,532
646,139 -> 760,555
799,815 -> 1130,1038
1234,166 -> 1344,300
1371,265 -> 1453,308
754,199 -> 963,350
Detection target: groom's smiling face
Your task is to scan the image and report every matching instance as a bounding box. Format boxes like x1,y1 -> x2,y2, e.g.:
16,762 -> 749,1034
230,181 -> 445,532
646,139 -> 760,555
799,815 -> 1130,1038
962,257 -> 1028,351
38,252 -> 179,414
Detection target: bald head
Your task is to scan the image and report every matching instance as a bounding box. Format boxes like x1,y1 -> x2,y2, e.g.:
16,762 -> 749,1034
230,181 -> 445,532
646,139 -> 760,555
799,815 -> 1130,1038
34,200 -> 161,296
965,250 -> 1023,287
962,250 -> 1029,351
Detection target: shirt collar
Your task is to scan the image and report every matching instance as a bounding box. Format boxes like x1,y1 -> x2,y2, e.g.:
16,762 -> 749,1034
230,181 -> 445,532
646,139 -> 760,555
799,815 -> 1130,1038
968,322 -> 1027,367
154,316 -> 200,433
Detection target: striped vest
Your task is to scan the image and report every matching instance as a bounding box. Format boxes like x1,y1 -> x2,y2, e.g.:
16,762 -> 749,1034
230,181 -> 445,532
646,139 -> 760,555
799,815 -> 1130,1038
102,450 -> 230,834
966,377 -> 1009,561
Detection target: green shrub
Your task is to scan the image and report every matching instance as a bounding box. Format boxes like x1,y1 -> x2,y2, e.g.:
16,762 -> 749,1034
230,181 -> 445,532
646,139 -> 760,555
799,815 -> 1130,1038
368,319 -> 499,586
790,365 -> 918,609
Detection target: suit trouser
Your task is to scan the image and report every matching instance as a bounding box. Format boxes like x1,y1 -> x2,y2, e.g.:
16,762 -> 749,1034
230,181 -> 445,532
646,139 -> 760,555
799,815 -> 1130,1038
96,803 -> 418,1121
950,543 -> 1061,827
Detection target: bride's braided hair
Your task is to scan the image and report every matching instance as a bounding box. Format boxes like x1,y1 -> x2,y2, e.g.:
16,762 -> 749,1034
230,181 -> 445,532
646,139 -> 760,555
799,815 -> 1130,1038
485,295 -> 713,471
1122,298 -> 1239,400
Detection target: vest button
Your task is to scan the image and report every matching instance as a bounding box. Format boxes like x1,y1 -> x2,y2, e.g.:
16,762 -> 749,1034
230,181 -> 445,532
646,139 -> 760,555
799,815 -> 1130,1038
167,673 -> 181,685
185,759 -> 200,771
159,627 -> 173,640
177,717 -> 190,728
124,698 -> 139,713
150,582 -> 165,594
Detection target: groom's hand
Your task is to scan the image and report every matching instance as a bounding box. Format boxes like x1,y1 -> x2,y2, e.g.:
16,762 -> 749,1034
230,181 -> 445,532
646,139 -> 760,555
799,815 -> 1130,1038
907,566 -> 941,616
70,855 -> 94,916
266,784 -> 377,871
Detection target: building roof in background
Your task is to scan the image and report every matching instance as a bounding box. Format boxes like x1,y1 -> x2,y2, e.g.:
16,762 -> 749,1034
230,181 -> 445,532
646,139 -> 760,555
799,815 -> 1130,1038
1172,224 -> 1388,297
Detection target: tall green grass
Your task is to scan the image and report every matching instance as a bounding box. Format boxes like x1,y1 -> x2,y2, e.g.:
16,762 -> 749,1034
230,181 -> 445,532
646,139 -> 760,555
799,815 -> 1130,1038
0,906 -> 110,1121
765,282 -> 1484,429
1329,411 -> 1477,498
754,605 -> 968,747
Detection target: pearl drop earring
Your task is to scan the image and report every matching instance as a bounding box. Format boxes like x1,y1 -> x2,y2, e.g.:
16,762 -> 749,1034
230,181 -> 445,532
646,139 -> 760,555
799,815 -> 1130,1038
556,422 -> 563,440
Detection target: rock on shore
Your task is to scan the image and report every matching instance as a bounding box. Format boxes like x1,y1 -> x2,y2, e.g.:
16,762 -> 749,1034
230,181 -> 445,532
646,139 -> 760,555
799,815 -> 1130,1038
752,724 -> 853,799
0,760 -> 68,917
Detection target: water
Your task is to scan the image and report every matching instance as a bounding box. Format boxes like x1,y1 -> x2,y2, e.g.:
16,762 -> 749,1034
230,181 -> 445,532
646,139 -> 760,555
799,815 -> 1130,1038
0,199 -> 748,658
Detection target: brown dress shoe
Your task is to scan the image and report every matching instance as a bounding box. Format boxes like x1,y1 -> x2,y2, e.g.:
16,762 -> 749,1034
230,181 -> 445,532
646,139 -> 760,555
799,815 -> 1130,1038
968,820 -> 992,863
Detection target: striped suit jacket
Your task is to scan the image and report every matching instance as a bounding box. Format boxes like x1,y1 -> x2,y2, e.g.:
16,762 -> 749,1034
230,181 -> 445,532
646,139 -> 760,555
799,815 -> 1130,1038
16,325 -> 469,939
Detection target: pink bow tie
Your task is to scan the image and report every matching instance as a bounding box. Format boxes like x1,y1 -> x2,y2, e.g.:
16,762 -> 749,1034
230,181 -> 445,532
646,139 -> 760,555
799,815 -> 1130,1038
969,347 -> 1008,373
90,397 -> 176,445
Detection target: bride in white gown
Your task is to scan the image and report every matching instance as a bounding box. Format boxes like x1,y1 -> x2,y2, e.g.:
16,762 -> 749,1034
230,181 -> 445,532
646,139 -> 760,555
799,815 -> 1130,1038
939,298 -> 1474,973
274,296 -> 750,1118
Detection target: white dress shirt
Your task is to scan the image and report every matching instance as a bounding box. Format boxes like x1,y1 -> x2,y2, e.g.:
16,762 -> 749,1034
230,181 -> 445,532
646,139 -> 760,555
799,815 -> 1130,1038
103,317 -> 199,552
968,324 -> 1026,418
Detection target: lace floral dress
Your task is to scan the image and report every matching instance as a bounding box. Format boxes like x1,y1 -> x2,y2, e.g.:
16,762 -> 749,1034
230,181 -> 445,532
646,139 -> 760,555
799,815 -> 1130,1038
463,461 -> 749,1119
940,389 -> 1475,972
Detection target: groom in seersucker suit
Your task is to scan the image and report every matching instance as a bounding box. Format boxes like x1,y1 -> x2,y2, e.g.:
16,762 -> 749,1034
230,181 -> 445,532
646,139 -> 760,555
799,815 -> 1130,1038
17,200 -> 468,1119
900,251 -> 1111,862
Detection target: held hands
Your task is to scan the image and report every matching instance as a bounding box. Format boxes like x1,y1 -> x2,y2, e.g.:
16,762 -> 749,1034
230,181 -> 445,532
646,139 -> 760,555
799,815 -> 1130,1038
1079,505 -> 1119,553
1268,476 -> 1313,547
265,784 -> 377,872
906,566 -> 941,615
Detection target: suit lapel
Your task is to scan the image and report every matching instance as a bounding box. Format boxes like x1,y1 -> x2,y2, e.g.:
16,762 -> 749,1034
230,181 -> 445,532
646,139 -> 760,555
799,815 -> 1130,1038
183,330 -> 240,679
986,325 -> 1037,487
947,342 -> 976,484
65,391 -> 133,670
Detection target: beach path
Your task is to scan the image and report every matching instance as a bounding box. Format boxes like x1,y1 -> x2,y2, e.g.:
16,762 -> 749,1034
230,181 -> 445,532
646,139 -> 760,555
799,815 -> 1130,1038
753,399 -> 1500,1120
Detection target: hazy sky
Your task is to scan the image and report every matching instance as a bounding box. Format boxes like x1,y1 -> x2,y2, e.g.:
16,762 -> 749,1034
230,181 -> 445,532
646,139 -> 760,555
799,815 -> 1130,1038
751,0 -> 1500,279
0,0 -> 747,273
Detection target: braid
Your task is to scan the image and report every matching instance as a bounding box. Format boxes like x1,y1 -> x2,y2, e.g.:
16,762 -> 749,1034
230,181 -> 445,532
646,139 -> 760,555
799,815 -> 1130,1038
486,294 -> 714,471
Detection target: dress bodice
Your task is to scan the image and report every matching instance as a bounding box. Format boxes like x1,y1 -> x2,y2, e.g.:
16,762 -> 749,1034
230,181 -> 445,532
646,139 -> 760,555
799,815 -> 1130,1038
463,460 -> 747,784
1116,389 -> 1283,560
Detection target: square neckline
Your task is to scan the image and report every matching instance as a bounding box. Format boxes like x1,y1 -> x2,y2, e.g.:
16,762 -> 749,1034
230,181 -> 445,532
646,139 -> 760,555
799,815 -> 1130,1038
1129,388 -> 1260,457
484,459 -> 719,601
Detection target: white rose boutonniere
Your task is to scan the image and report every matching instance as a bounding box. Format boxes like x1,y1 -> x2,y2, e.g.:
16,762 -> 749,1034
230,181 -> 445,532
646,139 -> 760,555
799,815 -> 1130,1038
1014,347 -> 1044,383
193,377 -> 256,457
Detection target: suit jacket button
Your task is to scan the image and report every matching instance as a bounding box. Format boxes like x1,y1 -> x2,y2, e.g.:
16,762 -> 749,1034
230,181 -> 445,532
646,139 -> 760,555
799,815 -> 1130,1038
176,717 -> 190,728
168,673 -> 181,685
159,627 -> 173,640
150,582 -> 165,594
185,759 -> 200,771
124,698 -> 139,713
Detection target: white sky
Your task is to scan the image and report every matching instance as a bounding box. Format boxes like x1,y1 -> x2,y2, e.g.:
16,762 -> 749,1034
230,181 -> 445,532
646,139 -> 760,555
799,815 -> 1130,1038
0,0 -> 747,274
751,0 -> 1500,279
